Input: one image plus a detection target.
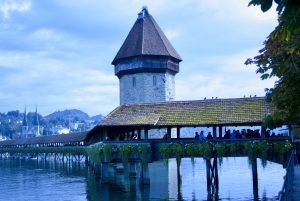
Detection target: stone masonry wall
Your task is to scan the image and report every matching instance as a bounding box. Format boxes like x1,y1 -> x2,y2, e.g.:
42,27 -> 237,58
119,72 -> 175,105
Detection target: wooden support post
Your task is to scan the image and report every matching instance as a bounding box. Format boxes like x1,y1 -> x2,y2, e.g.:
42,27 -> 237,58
252,157 -> 259,200
213,156 -> 219,193
138,129 -> 141,140
167,127 -> 171,140
213,126 -> 217,139
218,126 -> 222,138
177,126 -> 181,139
206,159 -> 211,192
103,127 -> 108,141
144,128 -> 148,140
289,125 -> 293,141
100,163 -> 110,183
139,163 -> 150,185
129,162 -> 137,177
261,126 -> 266,138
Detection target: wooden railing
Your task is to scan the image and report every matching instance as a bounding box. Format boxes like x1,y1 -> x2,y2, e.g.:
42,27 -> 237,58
278,149 -> 296,201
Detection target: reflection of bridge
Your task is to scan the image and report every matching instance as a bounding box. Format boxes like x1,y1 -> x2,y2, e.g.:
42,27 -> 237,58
0,136 -> 294,200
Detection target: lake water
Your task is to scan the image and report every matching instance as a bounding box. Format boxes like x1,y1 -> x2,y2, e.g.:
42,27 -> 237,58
0,157 -> 285,201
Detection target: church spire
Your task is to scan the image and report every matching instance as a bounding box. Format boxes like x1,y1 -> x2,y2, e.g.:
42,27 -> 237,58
34,105 -> 39,126
22,105 -> 28,127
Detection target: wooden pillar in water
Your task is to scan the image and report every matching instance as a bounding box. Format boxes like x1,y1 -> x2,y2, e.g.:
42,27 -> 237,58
252,157 -> 259,200
206,157 -> 219,199
129,162 -> 137,177
206,159 -> 211,192
100,163 -> 110,183
176,158 -> 183,200
213,156 -> 219,194
139,163 -> 150,185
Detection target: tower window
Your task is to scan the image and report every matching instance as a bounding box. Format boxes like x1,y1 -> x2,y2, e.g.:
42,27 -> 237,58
153,75 -> 157,86
132,77 -> 136,87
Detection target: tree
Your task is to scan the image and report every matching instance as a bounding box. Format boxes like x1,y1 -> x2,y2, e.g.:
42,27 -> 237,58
245,0 -> 300,128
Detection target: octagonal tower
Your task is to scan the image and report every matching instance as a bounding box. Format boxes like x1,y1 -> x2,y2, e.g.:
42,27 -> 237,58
112,7 -> 182,105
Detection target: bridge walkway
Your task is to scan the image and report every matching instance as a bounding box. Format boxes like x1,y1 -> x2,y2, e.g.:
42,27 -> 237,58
292,165 -> 300,201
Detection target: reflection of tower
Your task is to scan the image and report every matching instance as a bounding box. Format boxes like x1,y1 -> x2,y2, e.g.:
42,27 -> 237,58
22,106 -> 29,138
33,105 -> 40,137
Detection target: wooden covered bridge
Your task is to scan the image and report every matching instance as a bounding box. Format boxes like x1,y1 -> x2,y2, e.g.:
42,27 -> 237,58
0,97 -> 282,148
0,132 -> 88,148
88,97 -> 277,142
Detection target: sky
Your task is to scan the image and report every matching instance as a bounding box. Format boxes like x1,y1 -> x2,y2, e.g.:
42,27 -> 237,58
0,0 -> 278,116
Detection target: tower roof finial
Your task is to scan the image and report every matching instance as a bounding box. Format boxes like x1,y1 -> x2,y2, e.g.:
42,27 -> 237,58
142,6 -> 148,12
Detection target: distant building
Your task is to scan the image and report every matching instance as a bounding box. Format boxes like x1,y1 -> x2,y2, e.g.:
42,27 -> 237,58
112,7 -> 182,105
21,106 -> 41,138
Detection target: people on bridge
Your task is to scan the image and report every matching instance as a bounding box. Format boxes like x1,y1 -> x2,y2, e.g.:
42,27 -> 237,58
194,132 -> 200,140
230,130 -> 236,139
206,132 -> 213,139
199,131 -> 205,140
224,130 -> 230,139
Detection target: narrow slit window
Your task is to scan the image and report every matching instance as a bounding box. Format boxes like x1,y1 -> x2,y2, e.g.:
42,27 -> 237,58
132,77 -> 136,87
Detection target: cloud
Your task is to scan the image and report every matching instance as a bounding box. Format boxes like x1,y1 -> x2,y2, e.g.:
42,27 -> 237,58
176,49 -> 277,101
0,51 -> 118,115
0,0 -> 279,116
165,29 -> 181,40
0,0 -> 31,20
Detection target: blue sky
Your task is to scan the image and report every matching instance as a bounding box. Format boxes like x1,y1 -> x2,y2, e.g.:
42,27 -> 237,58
0,0 -> 278,116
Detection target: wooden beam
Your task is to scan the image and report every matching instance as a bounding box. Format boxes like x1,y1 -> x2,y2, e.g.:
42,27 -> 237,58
167,127 -> 171,140
218,126 -> 222,138
144,128 -> 148,140
213,126 -> 217,139
177,126 -> 181,139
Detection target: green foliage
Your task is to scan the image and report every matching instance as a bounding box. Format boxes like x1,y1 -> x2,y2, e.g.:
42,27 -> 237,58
171,143 -> 184,163
159,144 -> 172,160
103,144 -> 112,161
229,142 -> 239,155
185,144 -> 196,157
120,145 -> 135,165
196,142 -> 212,159
274,141 -> 292,162
246,0 -> 300,127
215,143 -> 227,157
244,141 -> 271,167
138,145 -> 150,164
274,141 -> 292,155
85,146 -> 103,163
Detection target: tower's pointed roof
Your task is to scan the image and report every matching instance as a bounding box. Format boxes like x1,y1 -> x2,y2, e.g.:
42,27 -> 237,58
112,7 -> 182,65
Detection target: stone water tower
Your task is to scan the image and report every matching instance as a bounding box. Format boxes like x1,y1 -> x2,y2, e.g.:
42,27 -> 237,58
112,7 -> 182,105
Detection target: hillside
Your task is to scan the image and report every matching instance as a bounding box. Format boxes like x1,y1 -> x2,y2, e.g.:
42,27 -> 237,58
0,109 -> 103,139
45,109 -> 90,121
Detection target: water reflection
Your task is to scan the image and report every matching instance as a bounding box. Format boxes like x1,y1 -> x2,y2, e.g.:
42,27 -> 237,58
0,157 -> 285,201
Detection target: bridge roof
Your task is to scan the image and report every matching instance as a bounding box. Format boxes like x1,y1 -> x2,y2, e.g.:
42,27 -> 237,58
0,132 -> 88,146
99,97 -> 272,127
